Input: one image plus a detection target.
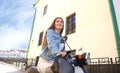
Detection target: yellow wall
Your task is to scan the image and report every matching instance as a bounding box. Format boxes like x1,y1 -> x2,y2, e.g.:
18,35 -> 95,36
27,0 -> 118,59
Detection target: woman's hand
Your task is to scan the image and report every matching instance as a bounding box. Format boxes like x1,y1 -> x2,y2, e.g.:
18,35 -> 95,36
57,52 -> 67,57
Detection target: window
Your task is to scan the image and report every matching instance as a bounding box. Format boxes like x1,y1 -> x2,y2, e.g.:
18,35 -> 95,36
43,5 -> 48,15
38,32 -> 43,46
66,13 -> 76,35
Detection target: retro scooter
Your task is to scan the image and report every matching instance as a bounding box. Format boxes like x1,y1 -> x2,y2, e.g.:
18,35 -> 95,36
57,36 -> 90,73
26,36 -> 90,73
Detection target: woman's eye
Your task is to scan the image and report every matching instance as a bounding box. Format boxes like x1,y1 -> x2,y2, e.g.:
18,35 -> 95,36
61,21 -> 63,23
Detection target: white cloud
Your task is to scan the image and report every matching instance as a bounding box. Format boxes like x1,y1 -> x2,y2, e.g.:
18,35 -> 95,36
0,23 -> 30,49
0,0 -> 37,50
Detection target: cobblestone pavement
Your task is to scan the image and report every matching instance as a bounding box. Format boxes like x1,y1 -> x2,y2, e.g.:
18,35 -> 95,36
0,62 -> 25,73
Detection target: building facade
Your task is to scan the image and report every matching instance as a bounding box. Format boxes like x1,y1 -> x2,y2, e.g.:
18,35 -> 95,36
27,0 -> 120,59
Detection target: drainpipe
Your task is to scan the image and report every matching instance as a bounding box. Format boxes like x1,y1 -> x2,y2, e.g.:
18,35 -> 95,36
109,0 -> 120,57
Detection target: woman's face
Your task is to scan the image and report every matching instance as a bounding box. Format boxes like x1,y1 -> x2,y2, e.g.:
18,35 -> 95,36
54,18 -> 64,31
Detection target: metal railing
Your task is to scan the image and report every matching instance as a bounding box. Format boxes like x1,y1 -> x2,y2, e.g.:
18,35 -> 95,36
0,57 -> 28,69
0,57 -> 120,73
86,57 -> 120,73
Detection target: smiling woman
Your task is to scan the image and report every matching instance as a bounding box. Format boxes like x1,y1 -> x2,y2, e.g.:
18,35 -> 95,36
0,0 -> 37,50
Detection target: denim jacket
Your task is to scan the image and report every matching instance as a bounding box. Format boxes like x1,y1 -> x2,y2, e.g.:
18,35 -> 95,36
40,29 -> 65,61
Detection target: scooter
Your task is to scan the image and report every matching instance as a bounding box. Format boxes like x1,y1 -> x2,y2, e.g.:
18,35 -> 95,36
57,36 -> 90,73
26,36 -> 90,73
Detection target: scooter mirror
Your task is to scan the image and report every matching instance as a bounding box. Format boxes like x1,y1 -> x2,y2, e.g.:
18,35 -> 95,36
60,36 -> 68,43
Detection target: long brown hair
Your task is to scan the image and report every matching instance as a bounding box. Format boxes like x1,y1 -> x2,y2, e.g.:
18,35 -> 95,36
42,17 -> 64,49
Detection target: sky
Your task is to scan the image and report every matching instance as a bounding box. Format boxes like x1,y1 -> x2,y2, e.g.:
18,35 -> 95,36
0,0 -> 37,50
0,0 -> 119,50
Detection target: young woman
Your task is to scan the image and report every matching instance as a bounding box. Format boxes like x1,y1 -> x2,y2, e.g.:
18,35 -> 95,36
37,17 -> 66,73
